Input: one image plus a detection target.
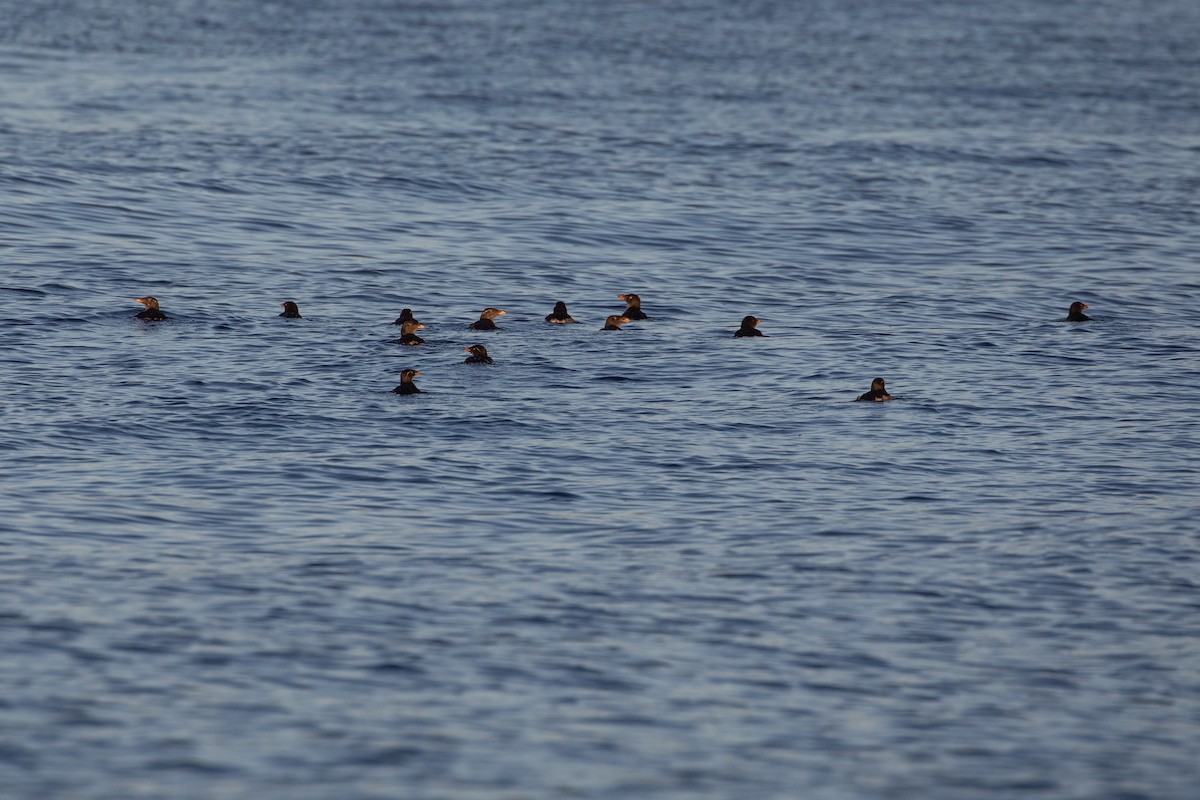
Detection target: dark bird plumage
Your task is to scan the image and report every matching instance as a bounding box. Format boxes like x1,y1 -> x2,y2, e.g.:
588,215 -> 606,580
734,315 -> 765,337
463,344 -> 493,364
396,320 -> 425,346
279,301 -> 302,318
545,301 -> 576,324
855,378 -> 896,402
602,315 -> 631,331
392,369 -> 422,395
617,293 -> 648,320
134,296 -> 167,321
469,307 -> 506,331
1066,301 -> 1091,322
393,308 -> 420,326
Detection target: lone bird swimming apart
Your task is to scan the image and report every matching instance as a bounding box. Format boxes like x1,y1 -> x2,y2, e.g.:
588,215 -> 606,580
396,320 -> 425,346
463,344 -> 493,364
134,296 -> 167,321
392,369 -> 422,395
545,301 -> 576,324
855,378 -> 896,402
734,315 -> 765,337
469,307 -> 506,330
279,301 -> 302,318
1066,301 -> 1091,322
617,293 -> 648,320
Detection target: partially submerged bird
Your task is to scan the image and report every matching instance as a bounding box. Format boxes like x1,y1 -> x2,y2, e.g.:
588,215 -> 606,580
469,307 -> 506,330
602,315 -> 632,331
855,378 -> 896,402
545,301 -> 576,324
396,320 -> 425,346
392,369 -> 422,395
393,308 -> 420,326
734,315 -> 765,337
279,301 -> 302,318
617,293 -> 648,320
1066,301 -> 1091,322
134,296 -> 167,321
463,344 -> 493,364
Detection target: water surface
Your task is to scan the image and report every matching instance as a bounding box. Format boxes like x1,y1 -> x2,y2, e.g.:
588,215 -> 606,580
2,0 -> 1199,797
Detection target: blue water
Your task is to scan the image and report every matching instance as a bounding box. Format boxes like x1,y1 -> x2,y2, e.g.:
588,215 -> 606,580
3,0 -> 1200,797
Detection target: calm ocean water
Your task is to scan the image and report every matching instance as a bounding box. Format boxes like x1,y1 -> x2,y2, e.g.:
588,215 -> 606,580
3,0 -> 1199,797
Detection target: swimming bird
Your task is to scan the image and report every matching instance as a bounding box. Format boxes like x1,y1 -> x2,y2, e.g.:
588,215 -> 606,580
279,301 -> 302,318
392,369 -> 422,395
1066,301 -> 1091,322
393,308 -> 420,326
469,307 -> 506,330
396,320 -> 425,346
463,344 -> 493,364
545,301 -> 576,324
617,293 -> 648,320
602,315 -> 632,331
734,315 -> 765,337
134,296 -> 167,321
855,378 -> 896,402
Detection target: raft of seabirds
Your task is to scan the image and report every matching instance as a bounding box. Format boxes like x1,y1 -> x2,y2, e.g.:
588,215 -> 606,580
133,295 -> 1096,401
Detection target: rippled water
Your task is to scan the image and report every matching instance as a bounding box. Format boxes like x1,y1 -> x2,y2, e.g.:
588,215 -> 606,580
3,0 -> 1200,797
